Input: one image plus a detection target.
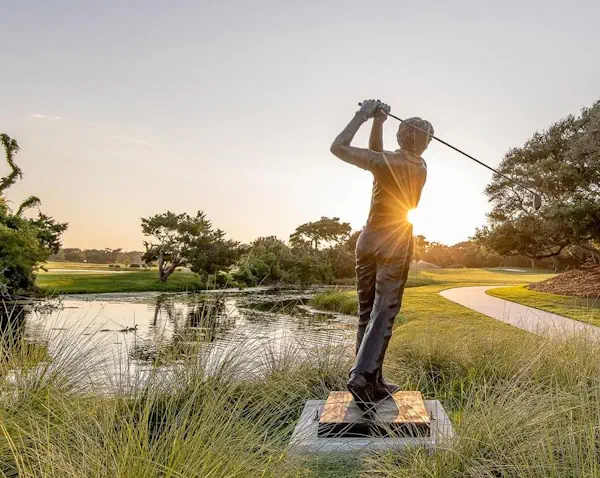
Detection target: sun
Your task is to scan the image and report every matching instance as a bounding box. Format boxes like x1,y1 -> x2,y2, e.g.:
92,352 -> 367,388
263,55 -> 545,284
407,208 -> 418,225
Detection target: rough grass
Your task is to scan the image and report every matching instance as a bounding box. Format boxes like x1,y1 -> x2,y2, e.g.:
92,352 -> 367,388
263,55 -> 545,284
12,268 -> 600,477
0,318 -> 353,477
487,284 -> 600,326
36,271 -> 204,294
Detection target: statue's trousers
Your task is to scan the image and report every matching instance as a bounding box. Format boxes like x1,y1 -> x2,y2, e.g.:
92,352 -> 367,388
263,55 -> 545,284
351,225 -> 413,377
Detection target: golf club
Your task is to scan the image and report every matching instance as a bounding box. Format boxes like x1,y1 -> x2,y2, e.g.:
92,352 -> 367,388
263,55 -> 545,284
358,101 -> 543,211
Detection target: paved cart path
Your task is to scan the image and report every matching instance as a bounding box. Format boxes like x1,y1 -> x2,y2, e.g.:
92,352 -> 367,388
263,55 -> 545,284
440,286 -> 600,339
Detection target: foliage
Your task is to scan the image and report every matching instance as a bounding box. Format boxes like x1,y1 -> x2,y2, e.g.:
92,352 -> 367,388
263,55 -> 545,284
141,211 -> 239,282
232,236 -> 294,286
0,134 -> 67,298
415,236 -> 507,268
289,216 -> 351,251
233,223 -> 357,287
475,101 -> 600,264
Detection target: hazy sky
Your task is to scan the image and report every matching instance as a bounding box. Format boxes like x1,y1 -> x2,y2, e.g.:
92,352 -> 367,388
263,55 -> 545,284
1,0 -> 598,250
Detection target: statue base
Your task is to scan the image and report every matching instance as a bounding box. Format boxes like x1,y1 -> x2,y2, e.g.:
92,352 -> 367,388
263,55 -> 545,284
318,390 -> 430,438
289,391 -> 454,455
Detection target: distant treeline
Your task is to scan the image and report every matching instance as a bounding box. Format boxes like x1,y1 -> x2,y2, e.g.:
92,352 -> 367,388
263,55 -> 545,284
415,237 -> 565,271
49,248 -> 144,265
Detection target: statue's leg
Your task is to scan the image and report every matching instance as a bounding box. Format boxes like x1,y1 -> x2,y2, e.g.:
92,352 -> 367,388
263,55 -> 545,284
355,236 -> 376,355
350,237 -> 412,379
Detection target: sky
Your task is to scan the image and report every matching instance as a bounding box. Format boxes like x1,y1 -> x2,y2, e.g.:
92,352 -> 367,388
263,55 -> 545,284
1,0 -> 599,250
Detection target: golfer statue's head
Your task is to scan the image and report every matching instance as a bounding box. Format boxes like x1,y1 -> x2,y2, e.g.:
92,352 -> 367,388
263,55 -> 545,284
397,117 -> 434,156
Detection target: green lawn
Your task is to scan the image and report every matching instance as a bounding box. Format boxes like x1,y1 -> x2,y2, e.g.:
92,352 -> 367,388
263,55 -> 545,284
312,268 -> 555,316
487,284 -> 600,326
45,260 -> 117,270
37,270 -> 203,294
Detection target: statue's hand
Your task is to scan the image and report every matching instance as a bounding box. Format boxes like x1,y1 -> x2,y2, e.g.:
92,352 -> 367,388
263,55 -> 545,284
357,99 -> 381,120
374,102 -> 390,123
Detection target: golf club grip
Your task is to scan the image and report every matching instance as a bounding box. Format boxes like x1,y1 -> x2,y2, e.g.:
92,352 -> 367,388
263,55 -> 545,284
358,102 -> 404,123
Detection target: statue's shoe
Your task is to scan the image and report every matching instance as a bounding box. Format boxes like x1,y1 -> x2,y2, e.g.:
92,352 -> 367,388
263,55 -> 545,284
373,378 -> 400,401
346,372 -> 376,412
373,370 -> 400,400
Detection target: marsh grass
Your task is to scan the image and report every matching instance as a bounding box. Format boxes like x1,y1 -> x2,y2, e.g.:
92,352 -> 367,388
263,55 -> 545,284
0,299 -> 354,477
5,268 -> 600,477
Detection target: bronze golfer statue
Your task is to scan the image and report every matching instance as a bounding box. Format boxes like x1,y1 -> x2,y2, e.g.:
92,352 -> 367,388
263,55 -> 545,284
330,99 -> 433,411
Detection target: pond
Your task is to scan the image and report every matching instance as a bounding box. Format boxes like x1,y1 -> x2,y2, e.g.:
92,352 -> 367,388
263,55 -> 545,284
20,288 -> 356,385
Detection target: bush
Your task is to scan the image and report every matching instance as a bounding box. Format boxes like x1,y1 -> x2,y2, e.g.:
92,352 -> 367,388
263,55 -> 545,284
129,263 -> 142,269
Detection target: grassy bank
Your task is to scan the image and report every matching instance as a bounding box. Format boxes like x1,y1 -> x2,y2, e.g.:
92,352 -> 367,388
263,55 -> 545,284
37,270 -> 204,294
36,263 -> 440,295
487,284 -> 600,326
312,270 -> 441,315
13,268 -> 600,477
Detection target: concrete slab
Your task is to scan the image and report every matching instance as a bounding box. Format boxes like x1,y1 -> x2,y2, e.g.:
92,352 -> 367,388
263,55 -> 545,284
289,399 -> 454,455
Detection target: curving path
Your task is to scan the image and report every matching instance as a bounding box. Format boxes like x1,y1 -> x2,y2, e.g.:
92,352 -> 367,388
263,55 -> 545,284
440,286 -> 600,339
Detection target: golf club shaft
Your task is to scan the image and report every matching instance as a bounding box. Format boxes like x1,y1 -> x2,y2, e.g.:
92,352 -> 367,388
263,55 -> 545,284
358,102 -> 539,198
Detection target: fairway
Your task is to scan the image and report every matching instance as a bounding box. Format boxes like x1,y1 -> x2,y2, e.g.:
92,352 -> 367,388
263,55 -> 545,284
37,270 -> 203,294
45,261 -> 118,271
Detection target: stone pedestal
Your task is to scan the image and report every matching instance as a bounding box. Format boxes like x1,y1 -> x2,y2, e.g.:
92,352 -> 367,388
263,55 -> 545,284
289,391 -> 454,455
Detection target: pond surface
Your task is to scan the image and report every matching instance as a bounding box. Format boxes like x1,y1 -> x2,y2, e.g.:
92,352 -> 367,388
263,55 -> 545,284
23,288 -> 355,383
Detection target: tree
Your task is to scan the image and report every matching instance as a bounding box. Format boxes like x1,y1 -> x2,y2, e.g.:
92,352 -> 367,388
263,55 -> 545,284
475,101 -> 600,264
413,235 -> 429,262
289,217 -> 352,251
0,134 -> 67,298
141,211 -> 239,282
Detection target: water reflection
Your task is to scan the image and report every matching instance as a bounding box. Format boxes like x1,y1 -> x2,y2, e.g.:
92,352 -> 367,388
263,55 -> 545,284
22,289 -> 354,378
131,296 -> 235,364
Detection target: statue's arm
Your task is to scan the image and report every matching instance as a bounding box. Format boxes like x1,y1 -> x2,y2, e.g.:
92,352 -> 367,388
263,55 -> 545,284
369,118 -> 384,152
329,113 -> 375,171
331,100 -> 391,170
369,103 -> 390,152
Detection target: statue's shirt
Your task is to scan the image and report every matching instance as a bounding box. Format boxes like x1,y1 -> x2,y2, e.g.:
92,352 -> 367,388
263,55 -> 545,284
339,147 -> 427,234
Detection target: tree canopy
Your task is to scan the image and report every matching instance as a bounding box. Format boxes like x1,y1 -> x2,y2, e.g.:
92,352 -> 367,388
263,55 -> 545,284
475,101 -> 600,265
0,134 -> 67,298
289,216 -> 352,251
141,210 -> 239,282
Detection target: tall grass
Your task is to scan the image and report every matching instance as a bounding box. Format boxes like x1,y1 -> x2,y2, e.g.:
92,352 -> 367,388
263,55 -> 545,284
369,331 -> 600,477
0,300 -> 353,477
4,284 -> 600,477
